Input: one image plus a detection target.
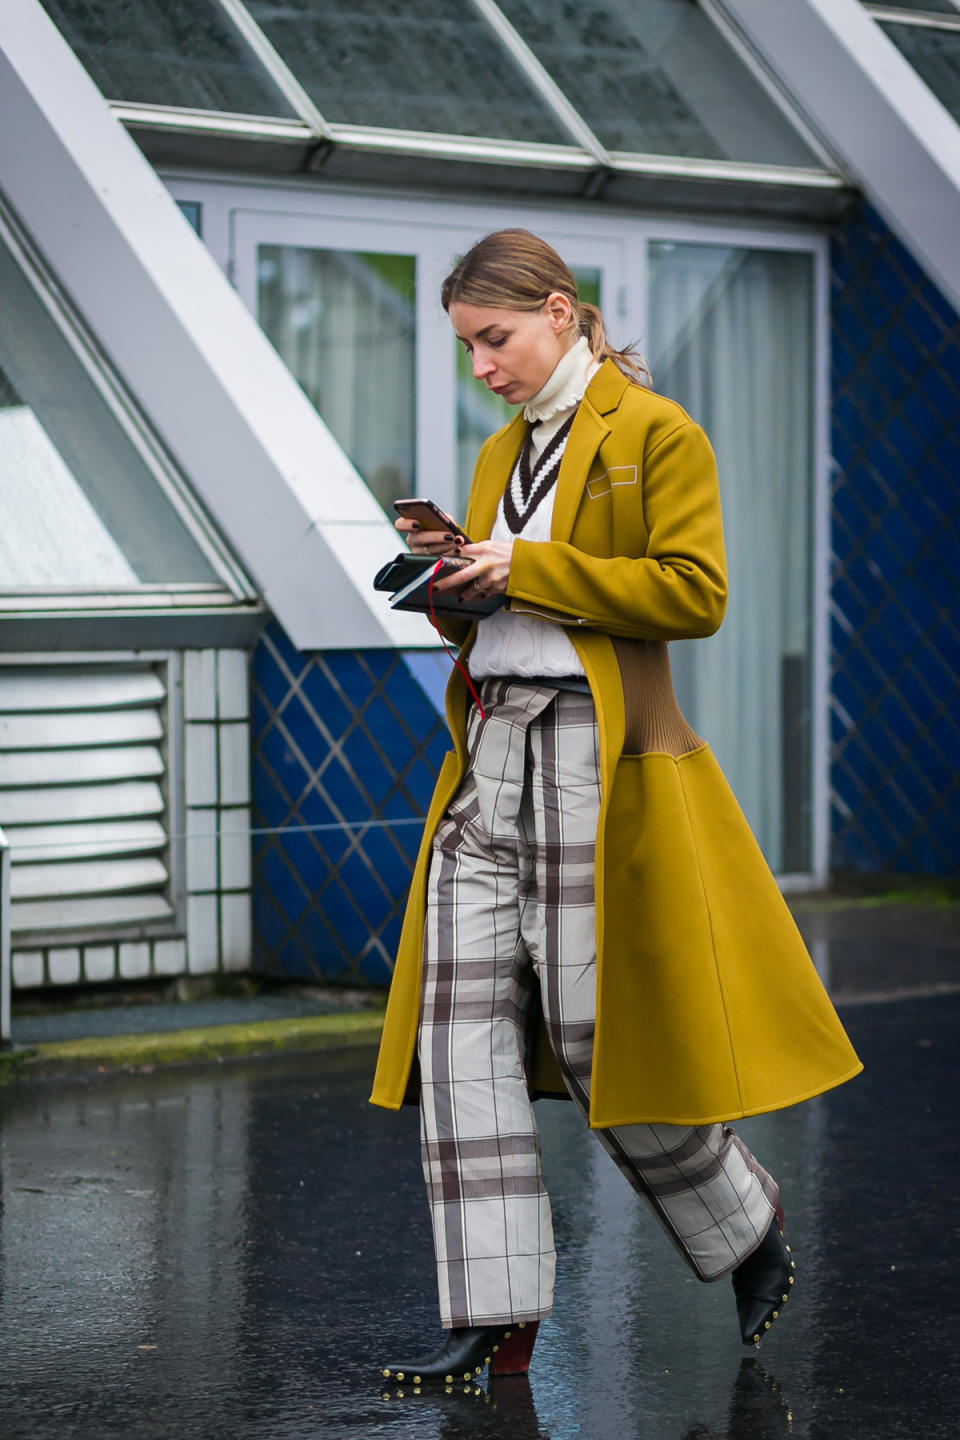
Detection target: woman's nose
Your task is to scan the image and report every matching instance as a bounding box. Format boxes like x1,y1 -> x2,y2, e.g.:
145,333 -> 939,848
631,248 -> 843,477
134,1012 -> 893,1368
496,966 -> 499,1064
473,349 -> 495,380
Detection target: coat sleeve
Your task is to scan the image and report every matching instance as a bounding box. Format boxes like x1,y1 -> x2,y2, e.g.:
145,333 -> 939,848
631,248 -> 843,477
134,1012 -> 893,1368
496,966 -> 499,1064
505,420 -> 728,641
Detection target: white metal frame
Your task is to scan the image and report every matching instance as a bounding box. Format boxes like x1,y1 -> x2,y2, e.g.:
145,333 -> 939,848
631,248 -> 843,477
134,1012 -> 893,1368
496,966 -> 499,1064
719,0 -> 960,315
864,6 -> 960,30
167,173 -> 831,886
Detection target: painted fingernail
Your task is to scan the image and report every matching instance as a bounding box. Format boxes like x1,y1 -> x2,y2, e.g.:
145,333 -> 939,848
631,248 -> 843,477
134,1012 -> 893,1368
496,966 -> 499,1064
443,533 -> 454,541
411,521 -> 421,530
454,536 -> 464,545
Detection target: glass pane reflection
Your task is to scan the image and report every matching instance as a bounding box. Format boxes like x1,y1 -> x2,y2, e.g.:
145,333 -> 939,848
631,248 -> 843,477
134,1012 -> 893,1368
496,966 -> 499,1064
648,241 -> 814,872
39,0 -> 296,115
258,246 -> 416,513
244,0 -> 568,141
881,21 -> 960,124
497,0 -> 819,164
0,234 -> 219,587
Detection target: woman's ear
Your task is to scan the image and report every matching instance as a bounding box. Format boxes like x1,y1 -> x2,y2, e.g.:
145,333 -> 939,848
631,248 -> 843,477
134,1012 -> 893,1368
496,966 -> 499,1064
544,291 -> 574,333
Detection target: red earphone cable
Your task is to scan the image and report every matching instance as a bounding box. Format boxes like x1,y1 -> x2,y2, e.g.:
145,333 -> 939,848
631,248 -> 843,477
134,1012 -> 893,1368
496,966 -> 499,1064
427,560 -> 486,719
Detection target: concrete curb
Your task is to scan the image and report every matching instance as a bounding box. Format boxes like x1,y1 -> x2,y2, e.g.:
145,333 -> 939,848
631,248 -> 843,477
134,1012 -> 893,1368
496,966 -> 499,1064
0,1010 -> 386,1082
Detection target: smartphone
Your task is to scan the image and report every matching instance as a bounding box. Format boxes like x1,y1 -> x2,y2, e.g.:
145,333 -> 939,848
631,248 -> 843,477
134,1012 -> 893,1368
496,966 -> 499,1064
393,498 -> 471,543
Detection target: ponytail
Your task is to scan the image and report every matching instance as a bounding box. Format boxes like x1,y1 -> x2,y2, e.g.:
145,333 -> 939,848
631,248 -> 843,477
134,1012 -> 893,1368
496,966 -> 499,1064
577,301 -> 651,387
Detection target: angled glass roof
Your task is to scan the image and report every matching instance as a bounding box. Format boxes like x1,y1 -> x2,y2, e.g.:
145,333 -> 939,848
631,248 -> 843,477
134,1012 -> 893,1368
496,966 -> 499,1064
879,19 -> 960,123
496,0 -> 819,164
38,0 -> 843,180
242,0 -> 569,142
39,0 -> 297,115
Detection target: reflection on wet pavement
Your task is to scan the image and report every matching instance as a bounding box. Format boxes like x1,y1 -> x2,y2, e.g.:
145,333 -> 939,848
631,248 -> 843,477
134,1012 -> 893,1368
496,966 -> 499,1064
0,993 -> 956,1438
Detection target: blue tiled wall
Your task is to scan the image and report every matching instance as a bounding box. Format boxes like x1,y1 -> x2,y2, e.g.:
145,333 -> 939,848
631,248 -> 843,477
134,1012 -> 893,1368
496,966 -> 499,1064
831,205 -> 960,874
251,622 -> 452,983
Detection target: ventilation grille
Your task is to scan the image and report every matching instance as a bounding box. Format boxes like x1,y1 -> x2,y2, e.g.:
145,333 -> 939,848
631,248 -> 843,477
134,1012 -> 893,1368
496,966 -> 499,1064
0,664 -> 173,936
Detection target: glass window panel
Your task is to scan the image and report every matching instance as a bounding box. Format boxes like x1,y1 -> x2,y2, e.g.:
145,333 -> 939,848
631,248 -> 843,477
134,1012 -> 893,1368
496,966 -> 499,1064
455,267 -> 602,514
0,234 -> 219,587
257,246 -> 416,513
881,21 -> 960,123
497,0 -> 819,164
177,200 -> 203,236
39,0 -> 296,115
243,0 -> 569,142
648,241 -> 814,872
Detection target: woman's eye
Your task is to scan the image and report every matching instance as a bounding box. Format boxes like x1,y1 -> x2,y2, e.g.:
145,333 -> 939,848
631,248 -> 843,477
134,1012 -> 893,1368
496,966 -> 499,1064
489,336 -> 507,349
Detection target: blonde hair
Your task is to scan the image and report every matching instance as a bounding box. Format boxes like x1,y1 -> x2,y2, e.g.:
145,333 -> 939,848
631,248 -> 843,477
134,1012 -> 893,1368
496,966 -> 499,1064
441,228 -> 650,386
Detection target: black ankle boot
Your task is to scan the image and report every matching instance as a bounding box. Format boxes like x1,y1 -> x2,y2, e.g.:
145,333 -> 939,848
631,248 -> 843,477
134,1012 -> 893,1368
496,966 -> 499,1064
381,1322 -> 530,1385
731,1206 -> 796,1345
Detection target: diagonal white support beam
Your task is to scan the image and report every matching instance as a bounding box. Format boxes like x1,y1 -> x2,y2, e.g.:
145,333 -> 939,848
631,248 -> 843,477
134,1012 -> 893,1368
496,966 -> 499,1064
0,0 -> 426,652
719,0 -> 960,314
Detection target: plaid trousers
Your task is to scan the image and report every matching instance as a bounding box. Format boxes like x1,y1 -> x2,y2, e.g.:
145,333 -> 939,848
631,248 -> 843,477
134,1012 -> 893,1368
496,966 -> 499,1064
419,680 -> 779,1329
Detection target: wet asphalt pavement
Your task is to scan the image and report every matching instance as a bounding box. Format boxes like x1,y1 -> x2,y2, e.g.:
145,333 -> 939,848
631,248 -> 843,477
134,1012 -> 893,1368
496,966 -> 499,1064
0,992 -> 957,1440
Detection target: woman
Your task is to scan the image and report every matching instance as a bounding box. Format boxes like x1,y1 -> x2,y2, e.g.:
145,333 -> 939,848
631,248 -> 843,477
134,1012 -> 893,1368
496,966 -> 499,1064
371,230 -> 861,1385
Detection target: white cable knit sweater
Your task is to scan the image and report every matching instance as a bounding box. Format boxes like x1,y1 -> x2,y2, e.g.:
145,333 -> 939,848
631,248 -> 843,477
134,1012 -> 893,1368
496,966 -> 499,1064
469,337 -> 600,679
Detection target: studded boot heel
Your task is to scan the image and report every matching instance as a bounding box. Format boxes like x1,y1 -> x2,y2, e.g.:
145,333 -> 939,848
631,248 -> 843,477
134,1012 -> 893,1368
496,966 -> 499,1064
381,1320 -> 538,1386
731,1205 -> 796,1345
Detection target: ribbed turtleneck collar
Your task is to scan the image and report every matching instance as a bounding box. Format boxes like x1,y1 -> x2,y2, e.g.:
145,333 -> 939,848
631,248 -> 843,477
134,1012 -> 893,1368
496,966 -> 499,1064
523,335 -> 597,424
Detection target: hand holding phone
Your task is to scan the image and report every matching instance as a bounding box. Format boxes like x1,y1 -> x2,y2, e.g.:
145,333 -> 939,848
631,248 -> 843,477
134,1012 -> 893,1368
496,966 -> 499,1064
393,498 -> 471,545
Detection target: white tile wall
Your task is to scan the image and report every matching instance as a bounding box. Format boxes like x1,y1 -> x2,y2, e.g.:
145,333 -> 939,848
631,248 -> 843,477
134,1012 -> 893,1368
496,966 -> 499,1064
220,807 -> 252,891
48,948 -> 81,985
185,722 -> 218,808
119,941 -> 151,980
84,946 -> 116,983
153,938 -> 187,976
184,649 -> 217,720
10,645 -> 254,992
220,893 -> 252,972
217,651 -> 248,721
12,950 -> 43,988
186,807 -> 218,893
187,894 -> 219,974
218,723 -> 250,805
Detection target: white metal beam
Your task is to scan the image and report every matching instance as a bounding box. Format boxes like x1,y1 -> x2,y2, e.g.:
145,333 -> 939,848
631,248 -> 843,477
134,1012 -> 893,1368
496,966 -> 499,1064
718,0 -> 960,314
0,0 -> 428,652
467,0 -> 613,166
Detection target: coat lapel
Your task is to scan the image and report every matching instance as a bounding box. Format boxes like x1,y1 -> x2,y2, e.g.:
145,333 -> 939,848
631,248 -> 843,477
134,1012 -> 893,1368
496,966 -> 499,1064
550,359 -> 628,543
470,413 -> 526,540
469,359 -> 631,543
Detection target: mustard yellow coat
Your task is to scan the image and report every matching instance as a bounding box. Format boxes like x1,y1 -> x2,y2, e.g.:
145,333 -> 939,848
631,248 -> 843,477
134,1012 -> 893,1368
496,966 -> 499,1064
370,360 -> 862,1127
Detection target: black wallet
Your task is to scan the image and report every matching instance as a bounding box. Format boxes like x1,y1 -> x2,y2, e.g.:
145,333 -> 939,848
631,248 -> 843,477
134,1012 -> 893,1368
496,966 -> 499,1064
373,554 -> 506,618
